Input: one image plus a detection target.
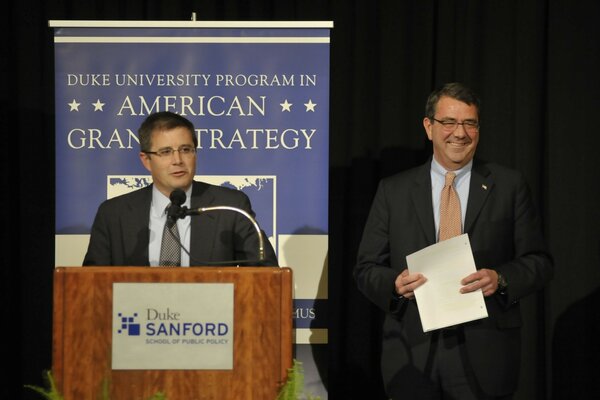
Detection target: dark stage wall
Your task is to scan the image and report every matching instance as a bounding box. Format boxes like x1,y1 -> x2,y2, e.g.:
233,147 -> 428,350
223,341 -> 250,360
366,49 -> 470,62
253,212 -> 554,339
4,1 -> 599,399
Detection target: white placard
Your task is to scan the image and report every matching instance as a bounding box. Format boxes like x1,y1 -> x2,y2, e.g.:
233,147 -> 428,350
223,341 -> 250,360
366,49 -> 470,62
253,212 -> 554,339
112,283 -> 233,370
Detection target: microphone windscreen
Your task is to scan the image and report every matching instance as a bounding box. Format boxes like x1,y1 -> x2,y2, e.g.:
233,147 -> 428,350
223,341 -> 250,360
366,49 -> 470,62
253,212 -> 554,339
170,188 -> 186,206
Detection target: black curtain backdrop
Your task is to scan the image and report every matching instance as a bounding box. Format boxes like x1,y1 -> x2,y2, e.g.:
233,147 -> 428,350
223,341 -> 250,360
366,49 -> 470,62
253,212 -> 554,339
4,1 -> 599,399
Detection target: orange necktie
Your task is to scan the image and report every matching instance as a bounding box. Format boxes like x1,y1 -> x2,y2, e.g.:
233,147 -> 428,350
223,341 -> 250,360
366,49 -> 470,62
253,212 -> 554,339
439,172 -> 462,241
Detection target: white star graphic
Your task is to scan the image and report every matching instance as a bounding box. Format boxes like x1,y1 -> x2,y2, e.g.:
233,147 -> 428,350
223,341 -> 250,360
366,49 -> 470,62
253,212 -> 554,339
68,99 -> 81,112
92,99 -> 105,112
280,99 -> 292,112
304,99 -> 317,112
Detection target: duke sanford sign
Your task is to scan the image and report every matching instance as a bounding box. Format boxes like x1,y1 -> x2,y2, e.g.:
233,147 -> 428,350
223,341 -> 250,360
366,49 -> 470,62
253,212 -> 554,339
112,283 -> 234,370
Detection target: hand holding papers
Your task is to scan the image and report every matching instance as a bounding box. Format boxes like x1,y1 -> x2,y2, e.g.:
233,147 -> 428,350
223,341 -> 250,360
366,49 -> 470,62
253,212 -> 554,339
406,234 -> 488,332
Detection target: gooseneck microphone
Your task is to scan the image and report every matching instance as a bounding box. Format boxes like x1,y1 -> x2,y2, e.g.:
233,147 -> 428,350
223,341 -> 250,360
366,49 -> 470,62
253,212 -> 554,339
185,205 -> 266,262
166,188 -> 267,264
167,188 -> 188,222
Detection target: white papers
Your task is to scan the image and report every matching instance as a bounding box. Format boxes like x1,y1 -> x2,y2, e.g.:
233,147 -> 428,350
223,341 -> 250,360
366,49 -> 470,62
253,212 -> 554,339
406,234 -> 488,332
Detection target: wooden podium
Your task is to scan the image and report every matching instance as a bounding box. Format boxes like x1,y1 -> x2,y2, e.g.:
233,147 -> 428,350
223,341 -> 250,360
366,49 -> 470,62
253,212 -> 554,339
52,266 -> 293,400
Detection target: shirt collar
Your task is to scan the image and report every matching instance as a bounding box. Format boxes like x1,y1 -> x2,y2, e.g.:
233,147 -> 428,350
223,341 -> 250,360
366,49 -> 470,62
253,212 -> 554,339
431,157 -> 473,181
150,185 -> 193,218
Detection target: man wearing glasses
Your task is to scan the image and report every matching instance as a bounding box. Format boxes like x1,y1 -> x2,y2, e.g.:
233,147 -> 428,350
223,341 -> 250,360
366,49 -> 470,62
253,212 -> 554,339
354,83 -> 553,399
83,111 -> 277,267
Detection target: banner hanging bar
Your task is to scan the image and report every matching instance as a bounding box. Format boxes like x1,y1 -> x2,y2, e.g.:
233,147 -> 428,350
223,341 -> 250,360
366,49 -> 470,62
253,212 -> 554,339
48,20 -> 334,29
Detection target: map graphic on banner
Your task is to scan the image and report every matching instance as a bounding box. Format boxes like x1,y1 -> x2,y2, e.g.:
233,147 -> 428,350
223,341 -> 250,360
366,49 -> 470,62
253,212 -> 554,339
52,22 -> 330,397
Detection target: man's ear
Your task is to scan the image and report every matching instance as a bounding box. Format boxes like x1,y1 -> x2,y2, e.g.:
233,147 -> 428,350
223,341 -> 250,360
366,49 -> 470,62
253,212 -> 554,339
139,152 -> 152,172
423,117 -> 433,141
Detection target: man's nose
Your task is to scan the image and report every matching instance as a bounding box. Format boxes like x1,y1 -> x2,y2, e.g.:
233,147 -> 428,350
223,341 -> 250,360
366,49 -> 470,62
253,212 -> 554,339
171,151 -> 183,164
453,124 -> 468,137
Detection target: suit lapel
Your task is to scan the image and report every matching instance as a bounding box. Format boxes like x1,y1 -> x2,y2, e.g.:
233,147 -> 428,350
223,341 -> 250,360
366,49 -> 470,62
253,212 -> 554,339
410,161 -> 436,245
122,185 -> 152,265
189,181 -> 217,264
464,160 -> 493,234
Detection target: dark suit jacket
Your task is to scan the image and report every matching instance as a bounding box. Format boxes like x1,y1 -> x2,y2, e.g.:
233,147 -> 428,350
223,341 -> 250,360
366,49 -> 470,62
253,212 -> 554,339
354,158 -> 553,397
83,181 -> 278,266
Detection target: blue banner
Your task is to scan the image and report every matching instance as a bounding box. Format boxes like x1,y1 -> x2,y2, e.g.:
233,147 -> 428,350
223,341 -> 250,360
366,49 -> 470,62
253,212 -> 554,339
53,22 -> 331,397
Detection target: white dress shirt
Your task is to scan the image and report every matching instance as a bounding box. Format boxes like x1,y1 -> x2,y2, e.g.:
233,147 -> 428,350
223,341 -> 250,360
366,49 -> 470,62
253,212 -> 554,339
148,185 -> 192,266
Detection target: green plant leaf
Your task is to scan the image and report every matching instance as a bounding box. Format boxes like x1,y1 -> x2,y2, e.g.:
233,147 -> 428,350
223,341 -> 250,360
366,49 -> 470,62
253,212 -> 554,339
276,359 -> 321,400
25,370 -> 168,400
24,371 -> 64,400
147,392 -> 167,400
99,376 -> 111,400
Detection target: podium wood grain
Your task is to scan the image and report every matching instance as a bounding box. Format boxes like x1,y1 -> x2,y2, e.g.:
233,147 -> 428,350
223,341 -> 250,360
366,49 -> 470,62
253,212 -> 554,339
52,266 -> 293,400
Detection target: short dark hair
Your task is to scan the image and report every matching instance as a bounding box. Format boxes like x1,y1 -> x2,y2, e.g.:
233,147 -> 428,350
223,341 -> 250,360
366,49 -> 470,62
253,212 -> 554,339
138,111 -> 197,152
425,82 -> 481,119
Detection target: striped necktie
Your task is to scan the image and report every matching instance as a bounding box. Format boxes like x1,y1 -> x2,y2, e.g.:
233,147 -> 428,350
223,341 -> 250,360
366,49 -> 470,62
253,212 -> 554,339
159,218 -> 181,266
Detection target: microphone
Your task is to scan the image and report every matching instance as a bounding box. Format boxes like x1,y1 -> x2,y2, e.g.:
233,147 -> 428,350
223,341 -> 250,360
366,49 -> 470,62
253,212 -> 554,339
166,189 -> 268,264
185,206 -> 266,263
167,188 -> 188,222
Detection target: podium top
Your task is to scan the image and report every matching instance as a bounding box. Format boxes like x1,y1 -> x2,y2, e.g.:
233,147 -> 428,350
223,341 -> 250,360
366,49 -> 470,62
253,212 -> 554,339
55,265 -> 290,275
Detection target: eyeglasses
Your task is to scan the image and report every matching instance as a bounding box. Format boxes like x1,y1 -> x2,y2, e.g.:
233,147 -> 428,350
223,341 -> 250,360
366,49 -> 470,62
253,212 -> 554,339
144,145 -> 196,158
431,118 -> 479,133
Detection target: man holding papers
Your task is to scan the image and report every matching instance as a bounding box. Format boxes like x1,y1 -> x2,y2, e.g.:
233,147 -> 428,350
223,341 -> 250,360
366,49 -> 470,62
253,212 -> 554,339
354,83 -> 553,399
